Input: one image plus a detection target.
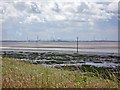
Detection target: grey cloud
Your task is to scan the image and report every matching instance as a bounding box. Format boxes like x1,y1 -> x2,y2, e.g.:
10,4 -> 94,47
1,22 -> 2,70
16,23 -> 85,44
0,1 -> 118,25
13,2 -> 41,14
51,2 -> 61,13
29,2 -> 41,13
76,2 -> 89,13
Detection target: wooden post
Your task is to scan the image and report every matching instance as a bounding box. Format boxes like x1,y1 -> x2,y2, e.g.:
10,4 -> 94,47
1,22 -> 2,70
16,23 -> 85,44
37,35 -> 39,42
77,37 -> 78,53
27,36 -> 29,42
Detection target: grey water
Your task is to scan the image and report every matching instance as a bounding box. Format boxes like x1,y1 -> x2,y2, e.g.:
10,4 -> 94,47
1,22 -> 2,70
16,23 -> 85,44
15,59 -> 120,68
1,42 -> 119,68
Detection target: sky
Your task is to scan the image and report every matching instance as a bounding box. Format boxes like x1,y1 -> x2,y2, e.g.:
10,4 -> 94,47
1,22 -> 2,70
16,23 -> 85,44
0,0 -> 119,41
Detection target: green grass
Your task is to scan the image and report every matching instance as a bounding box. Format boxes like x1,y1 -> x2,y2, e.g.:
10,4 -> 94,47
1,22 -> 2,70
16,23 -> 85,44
58,65 -> 120,81
2,57 -> 119,88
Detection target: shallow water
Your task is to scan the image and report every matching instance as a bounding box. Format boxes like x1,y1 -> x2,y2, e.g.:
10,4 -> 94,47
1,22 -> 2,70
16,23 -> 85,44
43,62 -> 120,68
17,59 -> 120,68
1,41 -> 119,55
1,42 -> 119,68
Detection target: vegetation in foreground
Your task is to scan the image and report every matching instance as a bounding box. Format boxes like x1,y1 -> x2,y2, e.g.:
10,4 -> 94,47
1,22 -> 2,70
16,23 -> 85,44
2,57 -> 119,88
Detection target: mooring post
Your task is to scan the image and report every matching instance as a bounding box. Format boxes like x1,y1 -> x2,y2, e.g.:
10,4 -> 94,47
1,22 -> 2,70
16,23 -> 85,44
77,37 -> 78,54
37,35 -> 39,42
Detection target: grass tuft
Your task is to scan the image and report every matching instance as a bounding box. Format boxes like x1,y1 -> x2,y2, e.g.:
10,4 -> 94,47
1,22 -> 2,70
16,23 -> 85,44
2,57 -> 119,88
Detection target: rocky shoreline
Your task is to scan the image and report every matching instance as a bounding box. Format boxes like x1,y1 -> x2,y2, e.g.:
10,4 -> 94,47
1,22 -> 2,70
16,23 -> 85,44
1,51 -> 120,68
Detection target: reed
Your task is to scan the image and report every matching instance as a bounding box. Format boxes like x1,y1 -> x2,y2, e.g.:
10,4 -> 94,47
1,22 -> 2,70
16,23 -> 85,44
1,57 -> 119,88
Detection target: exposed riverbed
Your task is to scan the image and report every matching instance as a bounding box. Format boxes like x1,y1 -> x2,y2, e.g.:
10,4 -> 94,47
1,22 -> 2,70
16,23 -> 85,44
1,51 -> 120,68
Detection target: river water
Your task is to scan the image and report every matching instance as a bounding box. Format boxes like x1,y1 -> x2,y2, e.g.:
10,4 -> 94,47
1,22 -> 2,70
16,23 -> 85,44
1,42 -> 119,55
1,42 -> 119,68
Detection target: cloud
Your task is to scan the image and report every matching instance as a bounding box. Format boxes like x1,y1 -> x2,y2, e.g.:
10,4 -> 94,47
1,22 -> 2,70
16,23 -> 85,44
0,0 -> 118,24
1,0 -> 118,41
107,1 -> 118,12
24,14 -> 41,23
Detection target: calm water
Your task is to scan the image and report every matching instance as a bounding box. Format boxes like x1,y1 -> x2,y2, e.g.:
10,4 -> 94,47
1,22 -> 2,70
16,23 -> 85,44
1,42 -> 119,68
1,42 -> 119,55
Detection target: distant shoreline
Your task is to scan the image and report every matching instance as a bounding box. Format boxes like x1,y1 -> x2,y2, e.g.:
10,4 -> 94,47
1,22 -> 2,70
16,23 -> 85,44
0,40 -> 119,42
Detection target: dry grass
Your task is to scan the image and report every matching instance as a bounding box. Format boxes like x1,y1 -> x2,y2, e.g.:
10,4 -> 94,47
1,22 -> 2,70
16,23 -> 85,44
0,57 -> 2,89
2,57 -> 119,88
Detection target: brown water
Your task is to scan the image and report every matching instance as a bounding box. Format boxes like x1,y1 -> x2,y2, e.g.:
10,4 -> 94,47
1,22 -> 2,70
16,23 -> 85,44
1,42 -> 119,55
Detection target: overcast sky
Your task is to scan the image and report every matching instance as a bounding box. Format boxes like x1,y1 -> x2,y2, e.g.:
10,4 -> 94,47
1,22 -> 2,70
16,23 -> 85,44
0,0 -> 119,41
